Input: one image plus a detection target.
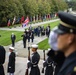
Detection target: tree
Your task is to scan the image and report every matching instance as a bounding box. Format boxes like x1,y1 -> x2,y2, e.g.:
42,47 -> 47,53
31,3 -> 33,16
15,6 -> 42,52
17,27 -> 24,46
0,0 -> 25,26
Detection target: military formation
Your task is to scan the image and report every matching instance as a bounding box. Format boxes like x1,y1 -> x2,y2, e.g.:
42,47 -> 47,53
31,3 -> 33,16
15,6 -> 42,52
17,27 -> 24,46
0,11 -> 76,75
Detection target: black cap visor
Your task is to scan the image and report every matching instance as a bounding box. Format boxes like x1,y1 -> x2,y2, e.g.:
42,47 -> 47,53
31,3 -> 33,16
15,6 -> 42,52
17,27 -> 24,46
54,28 -> 66,35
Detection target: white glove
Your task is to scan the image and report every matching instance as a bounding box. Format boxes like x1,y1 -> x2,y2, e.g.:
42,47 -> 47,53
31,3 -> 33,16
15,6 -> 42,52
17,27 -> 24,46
27,60 -> 30,63
43,60 -> 45,63
9,67 -> 11,68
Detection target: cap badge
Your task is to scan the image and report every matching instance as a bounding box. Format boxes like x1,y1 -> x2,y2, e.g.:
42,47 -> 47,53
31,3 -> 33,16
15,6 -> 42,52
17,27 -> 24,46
70,29 -> 73,33
74,66 -> 76,72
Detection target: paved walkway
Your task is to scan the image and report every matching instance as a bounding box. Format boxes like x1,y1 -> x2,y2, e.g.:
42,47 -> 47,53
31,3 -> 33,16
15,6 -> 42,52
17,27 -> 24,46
2,19 -> 59,75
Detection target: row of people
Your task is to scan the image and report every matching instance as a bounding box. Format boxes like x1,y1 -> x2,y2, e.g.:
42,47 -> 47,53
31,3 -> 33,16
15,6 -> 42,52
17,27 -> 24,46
11,26 -> 50,48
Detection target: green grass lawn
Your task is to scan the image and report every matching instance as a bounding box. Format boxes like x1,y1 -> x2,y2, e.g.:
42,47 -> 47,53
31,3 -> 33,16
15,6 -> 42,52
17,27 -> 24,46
38,20 -> 60,50
0,20 -> 59,46
0,30 -> 23,46
38,38 -> 50,50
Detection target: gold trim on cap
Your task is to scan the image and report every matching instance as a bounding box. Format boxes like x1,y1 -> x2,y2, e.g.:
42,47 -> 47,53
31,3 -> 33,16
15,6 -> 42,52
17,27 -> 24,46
60,21 -> 76,29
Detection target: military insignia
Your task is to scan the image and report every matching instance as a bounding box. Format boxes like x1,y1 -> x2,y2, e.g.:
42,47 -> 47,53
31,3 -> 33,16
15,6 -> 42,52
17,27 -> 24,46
74,66 -> 76,72
70,29 -> 73,33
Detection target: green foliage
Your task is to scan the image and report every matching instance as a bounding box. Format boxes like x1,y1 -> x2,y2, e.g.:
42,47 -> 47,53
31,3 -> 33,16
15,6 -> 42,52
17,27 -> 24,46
38,0 -> 51,15
66,0 -> 76,10
0,0 -> 67,26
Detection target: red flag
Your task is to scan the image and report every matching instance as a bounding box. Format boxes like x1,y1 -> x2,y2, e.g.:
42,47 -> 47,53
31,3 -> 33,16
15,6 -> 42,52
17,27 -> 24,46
20,16 -> 25,23
22,16 -> 29,27
7,19 -> 11,26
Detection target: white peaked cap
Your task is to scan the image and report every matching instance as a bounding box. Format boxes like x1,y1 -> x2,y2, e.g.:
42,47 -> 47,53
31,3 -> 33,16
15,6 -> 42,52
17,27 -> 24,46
31,44 -> 38,48
9,47 -> 14,50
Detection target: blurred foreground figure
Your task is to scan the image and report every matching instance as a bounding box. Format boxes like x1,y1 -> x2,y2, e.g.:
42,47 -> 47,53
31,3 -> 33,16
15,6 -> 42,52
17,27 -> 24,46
0,45 -> 6,75
48,26 -> 65,75
55,11 -> 76,75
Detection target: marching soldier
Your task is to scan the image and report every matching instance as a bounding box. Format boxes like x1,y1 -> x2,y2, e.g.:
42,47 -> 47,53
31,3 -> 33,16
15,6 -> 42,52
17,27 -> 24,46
30,30 -> 34,43
0,45 -> 6,75
54,11 -> 76,75
27,44 -> 40,75
11,33 -> 16,47
21,33 -> 27,48
7,47 -> 16,75
26,29 -> 30,42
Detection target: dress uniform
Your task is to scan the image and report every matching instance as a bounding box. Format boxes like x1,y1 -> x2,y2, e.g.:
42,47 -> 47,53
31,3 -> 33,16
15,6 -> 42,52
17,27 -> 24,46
28,45 -> 40,75
11,33 -> 16,47
0,45 -> 6,75
54,11 -> 76,75
7,47 -> 16,75
30,31 -> 34,43
26,29 -> 30,42
43,49 -> 53,75
21,33 -> 27,48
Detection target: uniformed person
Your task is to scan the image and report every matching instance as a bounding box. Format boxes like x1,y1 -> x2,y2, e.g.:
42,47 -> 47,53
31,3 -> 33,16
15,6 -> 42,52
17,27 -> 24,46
43,48 -> 53,75
28,44 -> 40,75
21,33 -> 27,48
7,47 -> 16,75
30,30 -> 34,43
11,33 -> 16,47
48,26 -> 65,75
0,45 -> 6,75
54,11 -> 76,75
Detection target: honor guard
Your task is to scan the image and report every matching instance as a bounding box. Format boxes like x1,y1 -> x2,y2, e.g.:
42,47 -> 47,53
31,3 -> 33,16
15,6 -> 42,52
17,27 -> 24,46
43,48 -> 53,75
54,11 -> 76,75
27,44 -> 40,75
0,45 -> 6,75
7,47 -> 16,75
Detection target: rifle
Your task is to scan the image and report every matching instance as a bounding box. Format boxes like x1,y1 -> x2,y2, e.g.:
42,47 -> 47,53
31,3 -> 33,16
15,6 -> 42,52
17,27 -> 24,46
25,46 -> 30,75
42,50 -> 45,73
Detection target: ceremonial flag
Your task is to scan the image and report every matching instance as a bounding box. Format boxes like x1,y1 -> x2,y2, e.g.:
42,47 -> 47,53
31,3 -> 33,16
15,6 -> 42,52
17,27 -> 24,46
20,16 -> 25,23
7,19 -> 11,26
12,17 -> 16,25
22,17 -> 29,27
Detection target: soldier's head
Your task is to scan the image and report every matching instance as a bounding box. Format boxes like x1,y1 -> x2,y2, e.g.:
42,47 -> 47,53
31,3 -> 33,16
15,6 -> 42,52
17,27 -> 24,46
54,11 -> 76,56
9,47 -> 14,52
31,44 -> 38,52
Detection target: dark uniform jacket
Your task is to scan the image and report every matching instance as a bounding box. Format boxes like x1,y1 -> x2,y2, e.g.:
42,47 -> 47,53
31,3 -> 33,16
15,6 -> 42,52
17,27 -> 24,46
11,35 -> 16,41
11,34 -> 16,47
7,52 -> 16,73
57,51 -> 76,75
47,49 -> 65,75
44,56 -> 53,75
28,52 -> 40,75
0,45 -> 6,75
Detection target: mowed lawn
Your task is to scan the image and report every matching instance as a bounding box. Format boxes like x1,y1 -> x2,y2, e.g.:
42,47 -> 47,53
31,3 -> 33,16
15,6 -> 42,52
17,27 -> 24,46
0,30 -> 23,46
38,21 -> 60,50
0,20 -> 59,46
